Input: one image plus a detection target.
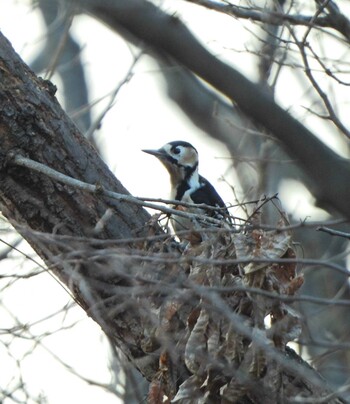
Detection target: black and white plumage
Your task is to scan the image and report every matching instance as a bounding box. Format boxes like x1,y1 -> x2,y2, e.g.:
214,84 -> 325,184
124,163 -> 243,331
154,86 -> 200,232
143,140 -> 229,231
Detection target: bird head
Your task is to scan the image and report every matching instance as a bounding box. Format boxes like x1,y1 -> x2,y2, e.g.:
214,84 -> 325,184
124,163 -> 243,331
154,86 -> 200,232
143,141 -> 199,185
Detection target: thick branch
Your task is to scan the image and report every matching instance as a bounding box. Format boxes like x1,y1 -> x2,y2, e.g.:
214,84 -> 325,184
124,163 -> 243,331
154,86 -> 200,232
32,0 -> 92,135
82,0 -> 350,219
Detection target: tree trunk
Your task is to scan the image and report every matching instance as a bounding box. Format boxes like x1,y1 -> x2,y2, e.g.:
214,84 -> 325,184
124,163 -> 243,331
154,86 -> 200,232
0,30 -> 158,374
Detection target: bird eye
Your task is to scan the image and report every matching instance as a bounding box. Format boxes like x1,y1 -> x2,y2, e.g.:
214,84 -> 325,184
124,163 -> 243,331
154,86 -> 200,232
173,147 -> 181,155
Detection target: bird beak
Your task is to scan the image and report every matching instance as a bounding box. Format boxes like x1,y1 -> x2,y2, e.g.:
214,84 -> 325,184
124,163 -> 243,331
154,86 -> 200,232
142,148 -> 166,159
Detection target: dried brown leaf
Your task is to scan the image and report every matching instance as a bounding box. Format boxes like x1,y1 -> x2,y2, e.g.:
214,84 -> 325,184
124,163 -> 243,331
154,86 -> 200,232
269,306 -> 302,347
185,308 -> 209,375
148,379 -> 166,404
236,228 -> 292,274
172,375 -> 206,402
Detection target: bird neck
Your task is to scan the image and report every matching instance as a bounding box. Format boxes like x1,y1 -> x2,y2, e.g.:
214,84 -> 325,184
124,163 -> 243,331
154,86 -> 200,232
174,163 -> 200,201
184,163 -> 199,187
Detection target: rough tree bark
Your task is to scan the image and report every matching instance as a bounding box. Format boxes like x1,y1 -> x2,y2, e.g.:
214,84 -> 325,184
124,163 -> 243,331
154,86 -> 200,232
0,22 -> 346,404
0,30 -> 156,372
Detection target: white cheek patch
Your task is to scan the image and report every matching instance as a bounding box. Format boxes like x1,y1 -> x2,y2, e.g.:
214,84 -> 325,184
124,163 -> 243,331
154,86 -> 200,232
181,148 -> 197,166
161,143 -> 198,167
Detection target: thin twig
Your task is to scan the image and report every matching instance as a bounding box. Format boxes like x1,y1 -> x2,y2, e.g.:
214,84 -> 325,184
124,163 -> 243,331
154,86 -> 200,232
317,226 -> 350,239
183,0 -> 350,40
10,154 -> 224,225
287,4 -> 350,138
84,52 -> 143,140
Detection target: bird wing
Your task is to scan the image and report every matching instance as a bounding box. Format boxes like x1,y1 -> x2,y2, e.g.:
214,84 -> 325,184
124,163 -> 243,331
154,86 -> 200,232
191,176 -> 226,208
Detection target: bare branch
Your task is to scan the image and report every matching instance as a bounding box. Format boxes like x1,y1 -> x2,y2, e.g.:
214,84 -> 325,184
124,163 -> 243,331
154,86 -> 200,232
317,226 -> 350,239
183,0 -> 350,41
9,154 -> 229,226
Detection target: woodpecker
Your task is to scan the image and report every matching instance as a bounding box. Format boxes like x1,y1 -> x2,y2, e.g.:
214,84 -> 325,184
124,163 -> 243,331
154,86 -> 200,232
143,140 -> 229,232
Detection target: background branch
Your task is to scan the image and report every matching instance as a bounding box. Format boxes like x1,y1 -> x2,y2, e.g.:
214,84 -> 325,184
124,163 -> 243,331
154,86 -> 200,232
82,0 -> 350,219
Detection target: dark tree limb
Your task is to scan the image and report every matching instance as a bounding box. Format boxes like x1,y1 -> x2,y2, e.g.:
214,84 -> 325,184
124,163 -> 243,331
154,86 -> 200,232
81,0 -> 350,220
31,0 -> 92,136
